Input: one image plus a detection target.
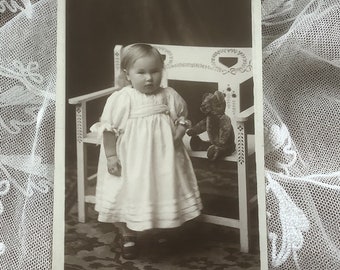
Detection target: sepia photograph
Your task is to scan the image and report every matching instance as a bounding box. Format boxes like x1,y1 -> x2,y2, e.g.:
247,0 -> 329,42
65,0 -> 262,269
2,0 -> 339,269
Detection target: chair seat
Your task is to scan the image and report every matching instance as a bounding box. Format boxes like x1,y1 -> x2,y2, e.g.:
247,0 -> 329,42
183,133 -> 255,162
83,132 -> 101,144
82,131 -> 255,162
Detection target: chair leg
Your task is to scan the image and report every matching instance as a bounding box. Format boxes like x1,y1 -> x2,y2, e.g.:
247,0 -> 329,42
236,124 -> 250,253
238,159 -> 250,253
76,141 -> 88,223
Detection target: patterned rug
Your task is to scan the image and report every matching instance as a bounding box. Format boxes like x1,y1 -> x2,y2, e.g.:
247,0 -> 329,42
65,158 -> 260,270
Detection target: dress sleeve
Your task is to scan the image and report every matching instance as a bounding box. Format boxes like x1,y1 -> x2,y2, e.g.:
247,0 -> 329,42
90,89 -> 130,137
166,87 -> 191,126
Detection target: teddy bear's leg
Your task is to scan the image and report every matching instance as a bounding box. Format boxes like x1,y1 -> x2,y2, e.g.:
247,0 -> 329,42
227,142 -> 236,155
207,144 -> 236,160
216,142 -> 236,159
190,135 -> 211,151
207,145 -> 220,161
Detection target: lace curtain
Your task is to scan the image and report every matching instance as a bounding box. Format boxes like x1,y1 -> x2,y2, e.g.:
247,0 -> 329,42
262,0 -> 340,269
0,0 -> 56,269
0,0 -> 339,269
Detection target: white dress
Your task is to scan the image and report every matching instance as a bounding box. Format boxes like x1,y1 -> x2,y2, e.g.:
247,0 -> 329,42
91,86 -> 202,231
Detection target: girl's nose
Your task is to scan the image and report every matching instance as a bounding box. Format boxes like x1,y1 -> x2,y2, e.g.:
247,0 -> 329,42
145,73 -> 152,81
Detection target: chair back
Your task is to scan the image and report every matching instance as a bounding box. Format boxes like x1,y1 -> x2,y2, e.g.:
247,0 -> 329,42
113,44 -> 253,127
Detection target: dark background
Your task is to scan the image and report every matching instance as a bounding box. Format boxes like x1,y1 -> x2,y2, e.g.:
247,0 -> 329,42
66,0 -> 252,165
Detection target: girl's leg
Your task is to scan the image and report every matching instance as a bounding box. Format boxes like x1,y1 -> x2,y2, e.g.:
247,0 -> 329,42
115,222 -> 138,259
116,222 -> 137,237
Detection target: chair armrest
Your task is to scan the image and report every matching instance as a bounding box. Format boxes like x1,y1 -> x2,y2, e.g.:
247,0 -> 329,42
68,86 -> 120,105
235,106 -> 254,122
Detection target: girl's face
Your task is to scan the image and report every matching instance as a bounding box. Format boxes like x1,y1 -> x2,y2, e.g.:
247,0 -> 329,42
126,55 -> 163,94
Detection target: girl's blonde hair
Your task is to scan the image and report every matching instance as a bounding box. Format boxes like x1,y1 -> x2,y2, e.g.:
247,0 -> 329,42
116,43 -> 164,87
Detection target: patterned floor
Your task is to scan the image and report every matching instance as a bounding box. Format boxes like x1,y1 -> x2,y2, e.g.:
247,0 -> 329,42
65,159 -> 260,270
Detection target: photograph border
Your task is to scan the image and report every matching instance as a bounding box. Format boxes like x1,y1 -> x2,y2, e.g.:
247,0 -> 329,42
53,0 -> 268,269
53,0 -> 66,268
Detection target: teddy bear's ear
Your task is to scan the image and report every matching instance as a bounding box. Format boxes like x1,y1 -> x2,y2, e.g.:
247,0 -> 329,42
214,90 -> 225,95
202,92 -> 210,101
214,91 -> 226,102
220,91 -> 226,97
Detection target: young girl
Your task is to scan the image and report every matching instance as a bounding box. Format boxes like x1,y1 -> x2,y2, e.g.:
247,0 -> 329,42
90,43 -> 202,259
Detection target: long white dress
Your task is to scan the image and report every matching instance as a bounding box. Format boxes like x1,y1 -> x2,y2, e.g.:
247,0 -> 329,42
91,86 -> 202,231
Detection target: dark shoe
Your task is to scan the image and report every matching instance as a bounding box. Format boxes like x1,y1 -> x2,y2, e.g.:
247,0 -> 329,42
120,235 -> 138,260
156,235 -> 169,248
153,231 -> 174,256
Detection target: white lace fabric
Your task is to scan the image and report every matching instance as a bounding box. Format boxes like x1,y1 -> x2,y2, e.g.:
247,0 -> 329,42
262,0 -> 340,269
0,0 -> 56,269
1,0 -> 339,269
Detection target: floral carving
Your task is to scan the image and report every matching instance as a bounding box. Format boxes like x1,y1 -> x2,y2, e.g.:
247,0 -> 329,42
211,48 -> 252,75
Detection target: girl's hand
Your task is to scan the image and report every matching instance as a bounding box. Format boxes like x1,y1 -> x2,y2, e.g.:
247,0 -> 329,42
174,125 -> 186,148
106,156 -> 121,176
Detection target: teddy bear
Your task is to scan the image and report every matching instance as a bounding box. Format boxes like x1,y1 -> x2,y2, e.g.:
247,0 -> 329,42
186,90 -> 236,161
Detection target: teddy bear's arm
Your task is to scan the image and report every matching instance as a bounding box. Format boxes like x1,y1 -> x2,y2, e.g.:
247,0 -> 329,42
187,118 -> 207,136
218,116 -> 234,144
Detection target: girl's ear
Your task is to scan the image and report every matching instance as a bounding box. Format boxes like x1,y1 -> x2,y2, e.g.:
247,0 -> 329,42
124,69 -> 130,81
117,71 -> 130,87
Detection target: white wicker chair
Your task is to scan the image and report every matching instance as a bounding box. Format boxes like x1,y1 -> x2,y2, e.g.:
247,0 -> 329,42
68,44 -> 256,252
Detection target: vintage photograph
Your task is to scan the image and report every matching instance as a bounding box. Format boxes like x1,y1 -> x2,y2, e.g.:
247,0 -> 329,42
65,0 -> 261,269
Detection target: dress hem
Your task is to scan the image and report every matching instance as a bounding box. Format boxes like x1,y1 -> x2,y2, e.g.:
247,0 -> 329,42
96,209 -> 202,231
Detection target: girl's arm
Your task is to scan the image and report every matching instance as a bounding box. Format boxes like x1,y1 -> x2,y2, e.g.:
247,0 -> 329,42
174,124 -> 187,147
103,130 -> 117,157
174,120 -> 191,147
103,131 -> 121,176
169,87 -> 191,147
